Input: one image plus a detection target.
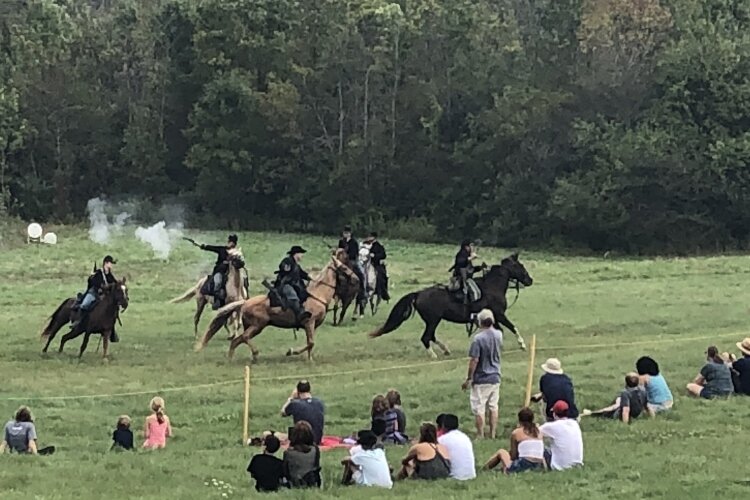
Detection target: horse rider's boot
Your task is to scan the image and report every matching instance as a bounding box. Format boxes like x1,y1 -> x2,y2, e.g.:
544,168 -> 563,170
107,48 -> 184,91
110,327 -> 120,343
290,301 -> 312,324
213,288 -> 226,310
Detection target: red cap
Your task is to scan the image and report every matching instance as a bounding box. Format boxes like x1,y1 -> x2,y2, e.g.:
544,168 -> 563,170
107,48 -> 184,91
552,400 -> 569,415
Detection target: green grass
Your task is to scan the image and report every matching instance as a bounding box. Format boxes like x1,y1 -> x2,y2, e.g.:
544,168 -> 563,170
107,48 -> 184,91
1,228 -> 749,499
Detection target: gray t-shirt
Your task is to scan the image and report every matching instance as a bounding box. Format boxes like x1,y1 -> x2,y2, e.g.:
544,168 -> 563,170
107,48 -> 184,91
700,362 -> 734,396
4,420 -> 36,453
284,397 -> 325,445
618,386 -> 647,419
468,327 -> 503,385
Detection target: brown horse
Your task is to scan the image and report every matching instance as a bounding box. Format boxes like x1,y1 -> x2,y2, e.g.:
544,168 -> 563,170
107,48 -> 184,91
169,248 -> 248,338
41,279 -> 129,359
331,248 -> 361,325
195,256 -> 356,362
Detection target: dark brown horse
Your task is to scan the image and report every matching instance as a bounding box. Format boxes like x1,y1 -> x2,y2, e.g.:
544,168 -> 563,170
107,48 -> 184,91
41,279 -> 129,359
369,253 -> 532,357
331,248 -> 361,325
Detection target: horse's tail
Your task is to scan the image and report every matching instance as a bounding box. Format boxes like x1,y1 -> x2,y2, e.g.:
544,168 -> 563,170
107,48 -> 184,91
195,300 -> 244,351
41,298 -> 73,341
170,282 -> 201,303
368,292 -> 418,338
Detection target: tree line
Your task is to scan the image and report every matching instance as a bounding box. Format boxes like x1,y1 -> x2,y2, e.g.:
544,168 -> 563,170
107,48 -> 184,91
1,0 -> 749,253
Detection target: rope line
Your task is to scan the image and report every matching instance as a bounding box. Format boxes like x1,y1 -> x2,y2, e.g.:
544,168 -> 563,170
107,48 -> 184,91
0,330 -> 742,402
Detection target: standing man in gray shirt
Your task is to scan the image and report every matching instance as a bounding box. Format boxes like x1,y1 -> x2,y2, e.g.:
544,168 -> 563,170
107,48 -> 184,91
462,309 -> 503,439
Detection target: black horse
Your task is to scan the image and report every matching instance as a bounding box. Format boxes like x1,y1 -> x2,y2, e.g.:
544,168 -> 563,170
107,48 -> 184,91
41,279 -> 129,359
369,253 -> 532,357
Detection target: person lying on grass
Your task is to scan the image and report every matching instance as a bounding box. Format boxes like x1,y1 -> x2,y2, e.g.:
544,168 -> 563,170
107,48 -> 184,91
395,422 -> 451,481
341,430 -> 393,489
635,356 -> 673,415
483,407 -> 545,474
582,372 -> 647,424
0,406 -> 54,455
686,346 -> 734,399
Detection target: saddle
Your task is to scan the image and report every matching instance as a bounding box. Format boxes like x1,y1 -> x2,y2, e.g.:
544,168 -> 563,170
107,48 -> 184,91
200,272 -> 227,297
447,277 -> 482,303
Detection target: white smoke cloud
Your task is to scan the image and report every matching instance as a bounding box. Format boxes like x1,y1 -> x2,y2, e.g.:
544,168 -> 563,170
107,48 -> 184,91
135,221 -> 184,260
87,197 -> 130,245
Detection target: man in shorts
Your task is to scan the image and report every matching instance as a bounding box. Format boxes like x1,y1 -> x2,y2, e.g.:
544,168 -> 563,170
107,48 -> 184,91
462,309 -> 503,438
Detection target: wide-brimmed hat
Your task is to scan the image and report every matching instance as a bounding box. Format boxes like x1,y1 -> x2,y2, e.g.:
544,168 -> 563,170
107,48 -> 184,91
461,238 -> 472,247
477,309 -> 495,324
737,338 -> 750,356
228,234 -> 238,244
103,255 -> 117,265
541,358 -> 563,375
287,245 -> 307,255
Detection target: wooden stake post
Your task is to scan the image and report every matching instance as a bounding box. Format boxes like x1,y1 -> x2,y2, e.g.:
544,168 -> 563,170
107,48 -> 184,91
523,335 -> 537,407
243,365 -> 251,445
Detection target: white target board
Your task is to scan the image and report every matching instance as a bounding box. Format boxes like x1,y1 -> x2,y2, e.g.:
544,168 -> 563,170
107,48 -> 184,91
43,232 -> 58,245
27,223 -> 43,243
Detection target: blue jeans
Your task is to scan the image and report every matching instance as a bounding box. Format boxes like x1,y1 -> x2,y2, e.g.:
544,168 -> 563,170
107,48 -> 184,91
80,288 -> 97,311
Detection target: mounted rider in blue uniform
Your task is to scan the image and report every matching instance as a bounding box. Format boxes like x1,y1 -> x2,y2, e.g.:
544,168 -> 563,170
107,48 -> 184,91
450,239 -> 478,304
72,255 -> 118,337
198,233 -> 238,309
338,225 -> 366,308
274,245 -> 313,324
365,231 -> 390,301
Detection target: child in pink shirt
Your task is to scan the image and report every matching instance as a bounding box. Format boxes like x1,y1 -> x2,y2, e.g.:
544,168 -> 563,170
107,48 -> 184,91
143,397 -> 172,449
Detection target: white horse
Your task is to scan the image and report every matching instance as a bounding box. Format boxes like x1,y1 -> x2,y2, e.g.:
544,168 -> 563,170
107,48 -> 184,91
357,243 -> 381,316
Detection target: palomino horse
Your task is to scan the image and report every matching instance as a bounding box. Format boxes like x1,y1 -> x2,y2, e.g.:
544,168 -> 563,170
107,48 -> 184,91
170,248 -> 248,338
41,279 -> 129,359
369,253 -> 533,358
195,256 -> 356,362
357,243 -> 381,316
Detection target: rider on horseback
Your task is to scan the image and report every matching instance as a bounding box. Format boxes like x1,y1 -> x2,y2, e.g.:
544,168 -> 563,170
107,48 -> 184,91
451,239 -> 478,304
199,234 -> 238,309
339,225 -> 367,308
365,232 -> 390,301
274,246 -> 313,324
72,255 -> 117,332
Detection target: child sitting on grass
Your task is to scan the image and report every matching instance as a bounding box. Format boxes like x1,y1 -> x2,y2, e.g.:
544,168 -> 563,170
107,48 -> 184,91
247,433 -> 287,492
143,397 -> 172,449
111,415 -> 134,451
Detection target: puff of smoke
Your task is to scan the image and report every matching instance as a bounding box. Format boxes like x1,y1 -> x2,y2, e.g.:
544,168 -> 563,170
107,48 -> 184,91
87,197 -> 130,245
135,221 -> 184,260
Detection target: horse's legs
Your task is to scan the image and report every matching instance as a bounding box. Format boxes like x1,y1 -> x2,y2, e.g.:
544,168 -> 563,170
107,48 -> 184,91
194,295 -> 208,339
286,323 -> 316,361
229,324 -> 261,362
496,314 -> 526,350
58,329 -> 84,353
43,332 -> 57,353
78,332 -> 93,359
102,334 -> 110,359
419,320 -> 441,359
332,299 -> 340,326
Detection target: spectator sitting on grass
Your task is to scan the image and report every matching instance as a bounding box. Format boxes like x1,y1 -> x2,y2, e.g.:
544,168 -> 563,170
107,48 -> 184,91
483,407 -> 545,474
386,389 -> 407,437
733,338 -> 750,396
281,380 -> 325,445
582,372 -> 647,424
531,358 -> 579,422
283,421 -> 321,488
635,356 -> 674,415
341,430 -> 393,489
111,415 -> 134,451
0,406 -> 54,455
540,401 -> 583,471
396,422 -> 451,481
247,433 -> 287,492
686,346 -> 734,399
436,413 -> 476,480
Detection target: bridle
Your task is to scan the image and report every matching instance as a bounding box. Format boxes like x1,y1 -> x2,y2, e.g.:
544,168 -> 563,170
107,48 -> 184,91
306,259 -> 354,307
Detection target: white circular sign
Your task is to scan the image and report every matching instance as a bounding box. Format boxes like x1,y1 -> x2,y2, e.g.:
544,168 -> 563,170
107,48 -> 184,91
27,223 -> 43,239
43,232 -> 58,245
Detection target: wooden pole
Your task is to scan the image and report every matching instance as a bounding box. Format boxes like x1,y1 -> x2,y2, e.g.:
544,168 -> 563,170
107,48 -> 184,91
243,365 -> 251,445
523,334 -> 537,407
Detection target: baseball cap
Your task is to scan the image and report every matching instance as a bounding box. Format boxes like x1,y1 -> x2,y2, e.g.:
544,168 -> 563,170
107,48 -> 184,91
552,400 -> 569,415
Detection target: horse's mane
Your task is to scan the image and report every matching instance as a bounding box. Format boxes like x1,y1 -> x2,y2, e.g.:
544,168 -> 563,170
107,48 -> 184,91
227,247 -> 244,259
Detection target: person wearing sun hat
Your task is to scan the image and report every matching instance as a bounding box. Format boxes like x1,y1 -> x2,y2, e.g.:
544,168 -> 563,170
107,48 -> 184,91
732,338 -> 750,395
531,358 -> 579,421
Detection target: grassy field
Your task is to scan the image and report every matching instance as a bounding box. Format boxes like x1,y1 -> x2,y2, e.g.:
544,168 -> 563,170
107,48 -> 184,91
1,227 -> 749,499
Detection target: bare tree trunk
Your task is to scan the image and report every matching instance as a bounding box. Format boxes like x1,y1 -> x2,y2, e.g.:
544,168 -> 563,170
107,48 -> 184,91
389,30 -> 401,185
337,79 -> 344,157
364,66 -> 373,190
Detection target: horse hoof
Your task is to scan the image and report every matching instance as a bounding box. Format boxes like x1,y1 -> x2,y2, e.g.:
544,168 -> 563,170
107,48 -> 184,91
444,350 -> 452,356
286,349 -> 293,357
519,342 -> 527,351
